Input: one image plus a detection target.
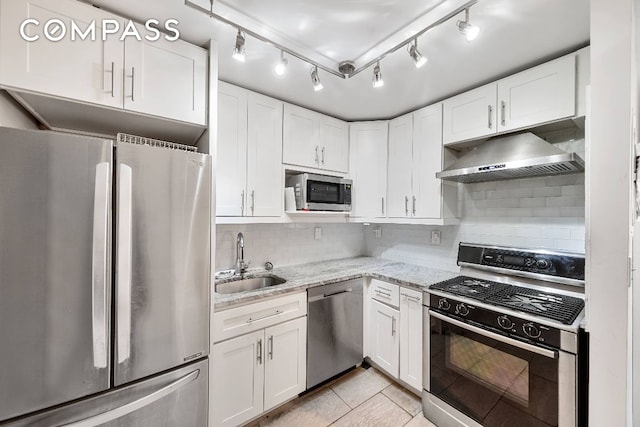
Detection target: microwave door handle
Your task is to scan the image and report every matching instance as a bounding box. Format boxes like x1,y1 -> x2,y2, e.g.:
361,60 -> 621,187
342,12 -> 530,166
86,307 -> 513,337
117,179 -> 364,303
429,310 -> 557,359
117,164 -> 133,364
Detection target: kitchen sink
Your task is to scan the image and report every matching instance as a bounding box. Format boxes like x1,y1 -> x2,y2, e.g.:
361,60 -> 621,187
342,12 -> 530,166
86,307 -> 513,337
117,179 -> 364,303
215,274 -> 287,294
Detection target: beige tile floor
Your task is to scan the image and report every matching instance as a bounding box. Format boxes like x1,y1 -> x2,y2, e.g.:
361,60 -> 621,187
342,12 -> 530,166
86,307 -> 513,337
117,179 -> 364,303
245,367 -> 439,427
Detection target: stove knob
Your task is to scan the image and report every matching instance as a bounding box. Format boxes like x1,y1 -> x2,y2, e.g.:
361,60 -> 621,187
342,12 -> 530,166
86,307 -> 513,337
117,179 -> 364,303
536,259 -> 550,269
497,315 -> 513,330
523,322 -> 542,339
455,303 -> 469,317
525,258 -> 535,267
438,298 -> 451,311
496,255 -> 504,264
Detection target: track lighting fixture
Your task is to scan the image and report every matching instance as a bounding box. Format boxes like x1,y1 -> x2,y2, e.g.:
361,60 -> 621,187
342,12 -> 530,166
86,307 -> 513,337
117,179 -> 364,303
457,8 -> 480,41
274,51 -> 288,76
311,66 -> 324,91
407,39 -> 427,69
372,62 -> 384,88
232,29 -> 246,62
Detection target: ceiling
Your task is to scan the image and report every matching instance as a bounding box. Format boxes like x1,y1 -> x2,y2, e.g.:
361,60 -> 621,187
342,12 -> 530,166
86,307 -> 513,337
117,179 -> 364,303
87,0 -> 590,121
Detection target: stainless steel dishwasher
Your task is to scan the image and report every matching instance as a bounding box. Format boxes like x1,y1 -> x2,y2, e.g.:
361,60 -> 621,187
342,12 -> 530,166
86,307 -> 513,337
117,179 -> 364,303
307,278 -> 363,389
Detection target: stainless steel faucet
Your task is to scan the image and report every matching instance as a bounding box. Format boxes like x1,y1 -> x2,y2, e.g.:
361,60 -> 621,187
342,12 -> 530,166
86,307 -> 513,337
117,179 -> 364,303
235,232 -> 247,275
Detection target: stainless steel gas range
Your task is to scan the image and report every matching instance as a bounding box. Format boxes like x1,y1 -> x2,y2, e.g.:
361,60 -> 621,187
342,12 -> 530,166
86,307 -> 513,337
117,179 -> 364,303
423,243 -> 587,427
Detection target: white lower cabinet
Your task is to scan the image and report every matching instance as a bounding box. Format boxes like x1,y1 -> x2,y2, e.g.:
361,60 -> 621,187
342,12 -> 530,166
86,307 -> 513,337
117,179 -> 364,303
399,288 -> 423,392
369,299 -> 400,377
212,294 -> 307,427
366,280 -> 423,393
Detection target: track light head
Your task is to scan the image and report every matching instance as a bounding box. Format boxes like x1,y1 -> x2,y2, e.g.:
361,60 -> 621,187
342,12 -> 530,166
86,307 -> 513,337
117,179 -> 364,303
372,62 -> 384,88
457,9 -> 480,41
275,51 -> 288,76
408,39 -> 427,69
311,66 -> 323,91
232,29 -> 246,62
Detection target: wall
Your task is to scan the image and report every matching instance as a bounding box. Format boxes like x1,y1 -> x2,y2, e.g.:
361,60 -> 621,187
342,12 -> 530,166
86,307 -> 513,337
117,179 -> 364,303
366,139 -> 586,272
215,223 -> 365,272
0,91 -> 37,129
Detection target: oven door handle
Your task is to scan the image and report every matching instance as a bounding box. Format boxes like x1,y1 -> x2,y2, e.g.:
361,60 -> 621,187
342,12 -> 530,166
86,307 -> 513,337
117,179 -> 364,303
429,310 -> 558,359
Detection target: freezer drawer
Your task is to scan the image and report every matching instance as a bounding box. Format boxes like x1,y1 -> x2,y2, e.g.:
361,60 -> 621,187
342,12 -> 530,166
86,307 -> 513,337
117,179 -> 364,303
114,142 -> 211,385
0,128 -> 112,421
4,359 -> 208,427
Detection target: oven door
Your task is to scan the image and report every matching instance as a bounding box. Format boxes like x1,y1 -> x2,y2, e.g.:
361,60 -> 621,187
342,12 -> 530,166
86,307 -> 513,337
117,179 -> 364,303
428,310 -> 576,427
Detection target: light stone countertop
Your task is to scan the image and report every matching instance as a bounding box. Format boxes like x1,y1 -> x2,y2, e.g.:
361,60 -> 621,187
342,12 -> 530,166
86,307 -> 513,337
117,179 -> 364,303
214,256 -> 459,311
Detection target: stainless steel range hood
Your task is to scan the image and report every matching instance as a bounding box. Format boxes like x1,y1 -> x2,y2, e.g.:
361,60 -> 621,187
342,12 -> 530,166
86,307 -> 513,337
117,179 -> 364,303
436,132 -> 585,183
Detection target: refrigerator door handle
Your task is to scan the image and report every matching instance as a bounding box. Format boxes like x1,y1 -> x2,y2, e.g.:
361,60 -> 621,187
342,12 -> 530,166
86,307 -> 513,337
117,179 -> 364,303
117,164 -> 133,364
92,162 -> 110,369
61,368 -> 200,427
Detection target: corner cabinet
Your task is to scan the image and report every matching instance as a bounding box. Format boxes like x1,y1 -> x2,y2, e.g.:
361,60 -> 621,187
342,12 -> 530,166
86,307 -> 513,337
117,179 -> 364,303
283,103 -> 348,173
216,82 -> 283,218
211,293 -> 307,427
0,0 -> 207,126
443,54 -> 576,144
349,122 -> 388,218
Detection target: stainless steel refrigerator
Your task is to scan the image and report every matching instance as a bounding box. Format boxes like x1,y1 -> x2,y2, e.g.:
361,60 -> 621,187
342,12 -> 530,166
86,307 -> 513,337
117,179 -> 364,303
0,127 -> 212,426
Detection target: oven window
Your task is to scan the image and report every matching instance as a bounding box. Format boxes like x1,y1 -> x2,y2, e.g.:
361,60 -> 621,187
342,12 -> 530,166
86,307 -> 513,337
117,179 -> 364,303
430,316 -> 559,426
307,181 -> 341,204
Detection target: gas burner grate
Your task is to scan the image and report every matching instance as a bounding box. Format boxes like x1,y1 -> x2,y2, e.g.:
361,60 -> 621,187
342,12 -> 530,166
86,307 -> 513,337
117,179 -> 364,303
485,287 -> 584,325
429,276 -> 510,300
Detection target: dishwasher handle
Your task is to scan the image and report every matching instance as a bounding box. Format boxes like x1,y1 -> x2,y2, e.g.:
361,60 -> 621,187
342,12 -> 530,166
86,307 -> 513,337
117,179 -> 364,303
309,289 -> 353,302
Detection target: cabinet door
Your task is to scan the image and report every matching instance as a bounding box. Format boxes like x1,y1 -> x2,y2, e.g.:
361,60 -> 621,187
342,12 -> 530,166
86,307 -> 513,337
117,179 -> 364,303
246,92 -> 284,217
264,317 -> 307,411
123,26 -> 207,125
0,0 -> 123,108
211,330 -> 264,427
497,55 -> 576,132
349,122 -> 388,218
283,103 -> 319,169
400,289 -> 423,392
387,114 -> 414,218
442,83 -> 497,144
369,299 -> 399,378
412,103 -> 444,219
217,82 -> 248,216
319,116 -> 349,173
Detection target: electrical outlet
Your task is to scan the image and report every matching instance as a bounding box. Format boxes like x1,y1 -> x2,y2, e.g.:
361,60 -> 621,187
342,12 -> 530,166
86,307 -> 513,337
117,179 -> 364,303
314,227 -> 322,240
431,230 -> 441,245
374,227 -> 382,238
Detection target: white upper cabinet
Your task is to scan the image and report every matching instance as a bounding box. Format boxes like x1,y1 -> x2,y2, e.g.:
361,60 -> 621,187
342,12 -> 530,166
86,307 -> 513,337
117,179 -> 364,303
217,82 -> 248,216
443,54 -> 576,144
349,122 -> 388,218
246,92 -> 284,217
0,0 -> 124,109
497,55 -> 575,132
387,114 -> 414,218
442,83 -> 497,144
283,103 -> 348,173
216,85 -> 283,217
123,24 -> 207,125
0,0 -> 207,126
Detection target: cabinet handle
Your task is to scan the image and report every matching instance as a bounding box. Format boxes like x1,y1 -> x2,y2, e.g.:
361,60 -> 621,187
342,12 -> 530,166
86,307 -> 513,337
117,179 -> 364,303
110,62 -> 115,98
382,197 -> 385,216
315,146 -> 319,164
257,339 -> 263,365
501,101 -> 506,126
130,67 -> 135,102
375,289 -> 392,298
321,147 -> 325,165
412,196 -> 416,216
240,190 -> 245,216
405,196 -> 409,216
251,190 -> 255,216
401,293 -> 421,303
268,335 -> 274,360
392,317 -> 396,337
488,105 -> 493,129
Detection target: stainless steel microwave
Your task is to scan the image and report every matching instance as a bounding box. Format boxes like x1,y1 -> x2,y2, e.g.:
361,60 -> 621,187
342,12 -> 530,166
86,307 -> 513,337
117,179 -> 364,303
286,173 -> 352,211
